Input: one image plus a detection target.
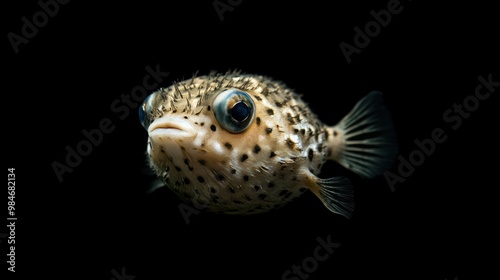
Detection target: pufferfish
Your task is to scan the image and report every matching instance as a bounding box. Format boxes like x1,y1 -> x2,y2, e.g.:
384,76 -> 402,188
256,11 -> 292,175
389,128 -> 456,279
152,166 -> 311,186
139,71 -> 397,218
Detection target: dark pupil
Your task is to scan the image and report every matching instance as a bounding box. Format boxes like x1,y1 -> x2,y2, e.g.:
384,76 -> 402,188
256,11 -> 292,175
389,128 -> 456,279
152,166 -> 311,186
230,102 -> 250,122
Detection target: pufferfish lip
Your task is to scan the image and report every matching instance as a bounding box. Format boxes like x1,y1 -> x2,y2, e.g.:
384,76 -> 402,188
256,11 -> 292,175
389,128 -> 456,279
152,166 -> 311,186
148,115 -> 197,139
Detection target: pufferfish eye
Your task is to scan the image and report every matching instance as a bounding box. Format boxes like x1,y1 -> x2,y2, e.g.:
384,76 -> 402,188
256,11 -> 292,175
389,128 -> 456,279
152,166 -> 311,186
213,89 -> 256,133
139,94 -> 152,129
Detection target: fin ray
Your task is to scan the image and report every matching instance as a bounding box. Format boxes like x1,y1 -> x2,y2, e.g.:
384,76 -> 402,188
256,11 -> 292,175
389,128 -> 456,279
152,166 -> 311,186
142,162 -> 166,193
329,91 -> 398,178
316,177 -> 354,219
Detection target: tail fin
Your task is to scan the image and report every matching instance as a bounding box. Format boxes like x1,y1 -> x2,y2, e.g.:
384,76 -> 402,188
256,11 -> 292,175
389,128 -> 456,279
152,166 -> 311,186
327,91 -> 398,178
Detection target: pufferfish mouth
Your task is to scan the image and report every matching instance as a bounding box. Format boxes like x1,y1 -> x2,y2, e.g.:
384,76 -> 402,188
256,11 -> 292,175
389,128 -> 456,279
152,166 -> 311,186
148,115 -> 197,139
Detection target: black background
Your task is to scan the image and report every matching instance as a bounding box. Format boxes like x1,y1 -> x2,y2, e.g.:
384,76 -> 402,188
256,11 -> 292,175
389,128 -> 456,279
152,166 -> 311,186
4,0 -> 499,279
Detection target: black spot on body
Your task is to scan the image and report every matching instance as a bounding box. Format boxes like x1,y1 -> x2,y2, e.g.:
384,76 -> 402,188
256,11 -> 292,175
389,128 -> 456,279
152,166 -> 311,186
210,124 -> 216,131
253,145 -> 261,154
174,166 -> 182,172
256,117 -> 261,125
210,187 -> 217,193
270,151 -> 276,158
268,182 -> 275,188
308,149 -> 314,161
225,142 -> 233,150
184,116 -> 188,119
265,128 -> 272,134
200,122 -> 205,126
231,169 -> 236,174
229,186 -> 236,193
207,105 -> 211,111
286,138 -> 295,149
184,159 -> 194,171
243,175 -> 249,181
266,108 -> 274,115
253,185 -> 261,191
333,130 -> 338,136
215,174 -> 225,181
183,178 -> 190,184
254,95 -> 262,101
197,176 -> 205,183
198,159 -> 206,165
241,154 -> 248,162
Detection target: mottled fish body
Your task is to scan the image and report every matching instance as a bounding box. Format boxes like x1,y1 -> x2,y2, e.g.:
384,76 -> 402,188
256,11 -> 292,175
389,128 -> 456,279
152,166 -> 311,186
139,71 -> 397,217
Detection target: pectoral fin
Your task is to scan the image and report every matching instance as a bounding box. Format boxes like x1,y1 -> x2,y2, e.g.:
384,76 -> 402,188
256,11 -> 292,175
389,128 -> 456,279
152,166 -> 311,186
304,172 -> 354,218
142,165 -> 165,193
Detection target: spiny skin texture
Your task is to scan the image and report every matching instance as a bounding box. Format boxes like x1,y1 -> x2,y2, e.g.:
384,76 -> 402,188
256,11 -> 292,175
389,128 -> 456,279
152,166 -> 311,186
142,72 -> 338,214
